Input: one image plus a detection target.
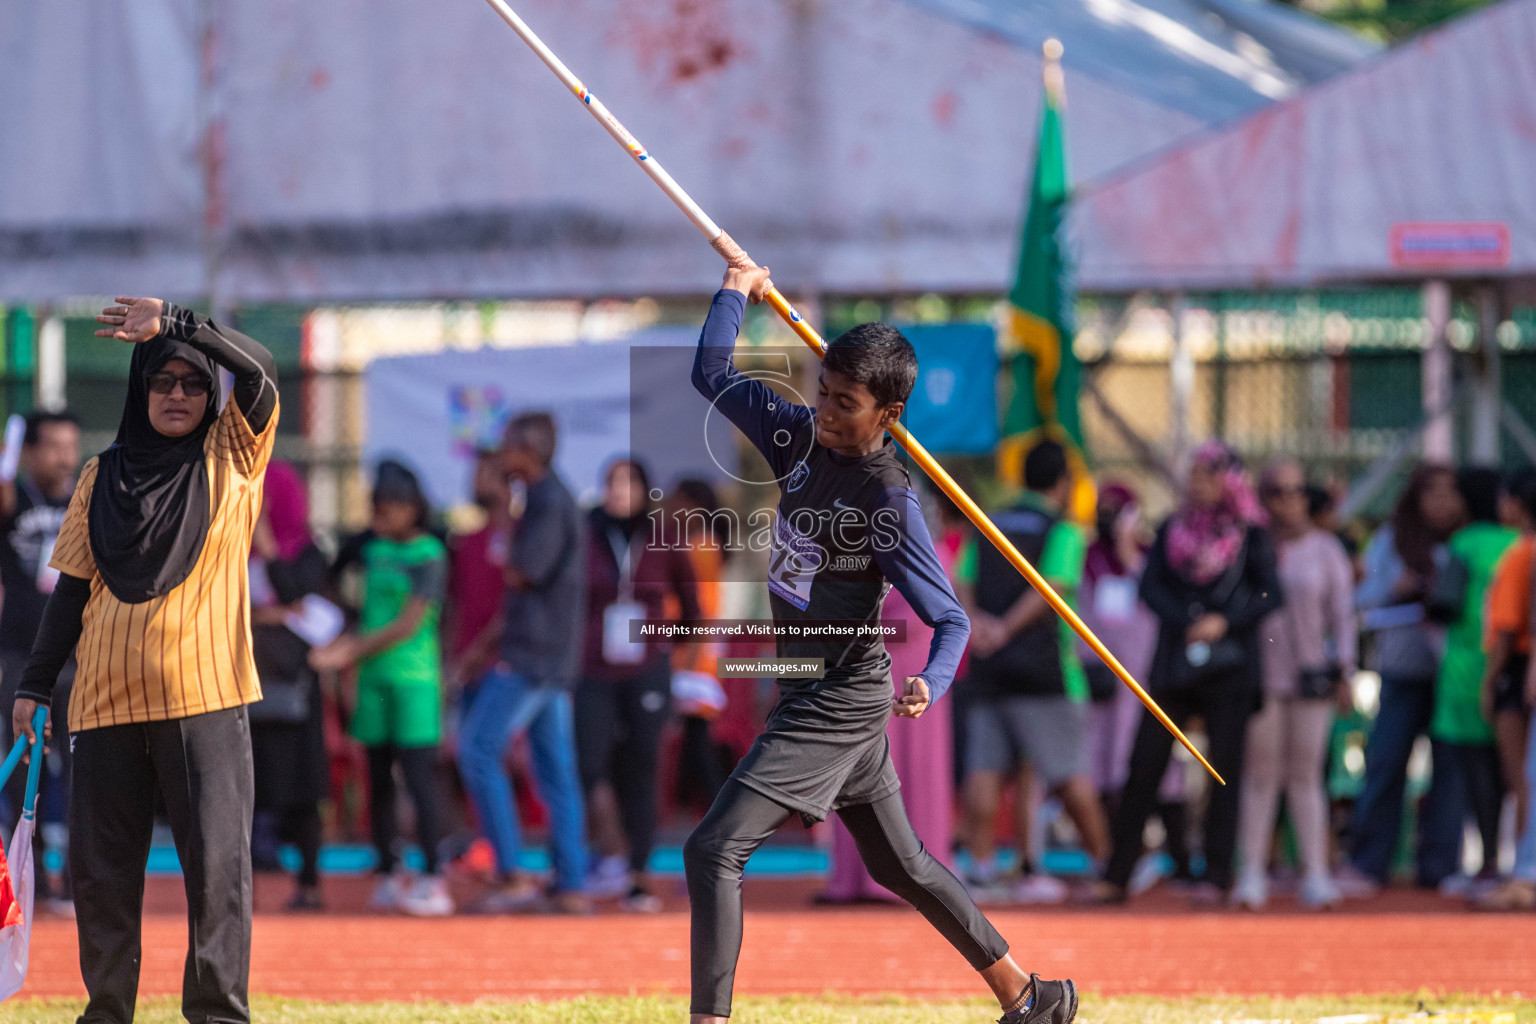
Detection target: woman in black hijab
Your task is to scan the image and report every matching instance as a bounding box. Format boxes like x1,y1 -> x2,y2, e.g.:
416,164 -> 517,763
11,296 -> 278,1024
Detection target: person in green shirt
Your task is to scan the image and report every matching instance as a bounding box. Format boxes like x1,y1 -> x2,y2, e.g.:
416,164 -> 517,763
1430,467 -> 1520,891
312,460 -> 453,916
953,440 -> 1109,903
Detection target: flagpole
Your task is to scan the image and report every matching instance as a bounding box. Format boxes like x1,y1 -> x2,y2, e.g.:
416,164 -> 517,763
477,0 -> 1224,785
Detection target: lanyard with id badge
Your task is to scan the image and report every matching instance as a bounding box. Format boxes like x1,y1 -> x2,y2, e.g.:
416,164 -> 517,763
603,527 -> 647,665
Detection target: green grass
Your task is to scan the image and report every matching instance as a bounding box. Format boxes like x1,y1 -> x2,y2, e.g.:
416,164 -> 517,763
0,995 -> 1531,1024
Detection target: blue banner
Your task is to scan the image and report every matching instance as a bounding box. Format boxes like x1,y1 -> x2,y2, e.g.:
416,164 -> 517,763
900,323 -> 999,455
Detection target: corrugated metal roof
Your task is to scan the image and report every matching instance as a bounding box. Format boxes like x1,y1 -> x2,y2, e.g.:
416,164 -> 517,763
1073,0 -> 1536,290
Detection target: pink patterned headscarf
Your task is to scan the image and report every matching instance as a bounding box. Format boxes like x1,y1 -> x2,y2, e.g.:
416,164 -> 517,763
263,460 -> 312,561
1165,441 -> 1266,586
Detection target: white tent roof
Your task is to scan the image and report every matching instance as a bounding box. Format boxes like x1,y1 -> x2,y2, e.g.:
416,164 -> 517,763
1072,0 -> 1536,292
1,0 -> 1372,303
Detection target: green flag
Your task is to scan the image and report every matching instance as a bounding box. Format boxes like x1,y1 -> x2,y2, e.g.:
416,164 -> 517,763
998,52 -> 1091,516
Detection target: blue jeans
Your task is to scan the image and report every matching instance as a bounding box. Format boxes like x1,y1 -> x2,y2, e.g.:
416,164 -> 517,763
457,667 -> 587,892
1514,706 -> 1536,882
1346,672 -> 1463,885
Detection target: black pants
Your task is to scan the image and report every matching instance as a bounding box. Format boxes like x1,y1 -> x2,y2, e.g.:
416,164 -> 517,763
1439,740 -> 1505,875
277,804 -> 323,888
1,660 -> 72,902
1105,681 -> 1253,891
684,780 -> 1008,1017
71,707 -> 253,1024
575,661 -> 671,875
367,745 -> 443,875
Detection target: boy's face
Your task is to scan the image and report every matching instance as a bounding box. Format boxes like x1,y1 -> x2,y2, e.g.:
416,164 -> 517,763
372,499 -> 419,540
814,367 -> 903,454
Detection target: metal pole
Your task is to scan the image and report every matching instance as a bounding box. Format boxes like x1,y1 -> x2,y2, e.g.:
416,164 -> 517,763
476,0 -> 1224,784
1421,279 -> 1454,462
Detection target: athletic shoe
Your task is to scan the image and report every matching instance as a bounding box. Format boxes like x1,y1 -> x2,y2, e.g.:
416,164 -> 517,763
1437,873 -> 1473,898
1127,853 -> 1166,896
964,871 -> 1013,907
999,974 -> 1078,1024
398,875 -> 455,917
1297,873 -> 1341,911
1333,863 -> 1380,899
470,878 -> 546,914
1474,879 -> 1536,911
1187,881 -> 1223,908
619,886 -> 663,914
286,886 -> 324,913
585,854 -> 631,899
367,872 -> 411,911
550,891 -> 595,915
1229,870 -> 1267,911
1013,874 -> 1069,905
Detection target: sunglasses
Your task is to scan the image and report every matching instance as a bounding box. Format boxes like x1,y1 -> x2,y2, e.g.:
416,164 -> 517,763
1262,484 -> 1307,499
147,371 -> 211,398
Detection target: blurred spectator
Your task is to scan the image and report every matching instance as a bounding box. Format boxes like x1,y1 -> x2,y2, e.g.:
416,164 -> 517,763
1079,481 -> 1190,885
1234,459 -> 1356,911
957,440 -> 1109,903
1478,489 -> 1536,910
575,458 -> 699,912
445,448 -> 514,693
1098,441 -> 1281,903
1429,468 -> 1519,894
1480,470 -> 1536,870
824,486 -> 959,904
669,479 -> 731,815
1341,463 -> 1465,895
0,410 -> 80,915
455,412 -> 589,914
312,460 -> 453,916
248,461 -> 331,911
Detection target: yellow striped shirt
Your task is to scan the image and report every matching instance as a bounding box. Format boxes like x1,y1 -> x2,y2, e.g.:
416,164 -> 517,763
50,397 -> 279,732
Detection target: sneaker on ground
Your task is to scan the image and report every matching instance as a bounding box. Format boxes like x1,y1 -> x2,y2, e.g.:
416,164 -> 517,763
1187,881 -> 1224,908
1437,873 -> 1473,898
1474,878 -> 1536,911
1297,873 -> 1340,910
470,879 -> 546,914
398,875 -> 455,917
619,886 -> 663,913
367,871 -> 411,911
1229,870 -> 1267,911
1127,853 -> 1166,897
550,890 -> 595,915
1013,874 -> 1069,905
286,886 -> 324,913
999,974 -> 1078,1024
585,854 -> 631,899
1333,863 -> 1380,899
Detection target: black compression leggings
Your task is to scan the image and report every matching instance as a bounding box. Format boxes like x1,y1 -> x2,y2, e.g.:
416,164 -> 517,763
684,780 -> 1008,1017
367,745 -> 444,876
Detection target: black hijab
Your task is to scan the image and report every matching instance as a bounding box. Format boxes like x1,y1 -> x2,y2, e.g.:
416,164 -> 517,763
88,337 -> 221,603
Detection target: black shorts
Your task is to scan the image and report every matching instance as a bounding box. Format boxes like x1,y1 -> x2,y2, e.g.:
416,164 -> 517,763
728,677 -> 899,826
1493,654 -> 1529,715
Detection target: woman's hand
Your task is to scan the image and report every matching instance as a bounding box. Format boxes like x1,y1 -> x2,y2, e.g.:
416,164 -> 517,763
10,698 -> 48,762
722,266 -> 773,304
1186,612 -> 1228,645
968,612 -> 1009,658
309,636 -> 359,672
95,297 -> 166,342
893,676 -> 930,719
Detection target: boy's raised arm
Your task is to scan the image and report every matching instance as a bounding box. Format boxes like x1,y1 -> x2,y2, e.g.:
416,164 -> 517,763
692,267 -> 814,480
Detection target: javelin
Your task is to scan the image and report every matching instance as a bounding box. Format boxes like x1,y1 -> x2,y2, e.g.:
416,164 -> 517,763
478,0 -> 1223,786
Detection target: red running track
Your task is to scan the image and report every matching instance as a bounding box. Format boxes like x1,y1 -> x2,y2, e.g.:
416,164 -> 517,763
17,878 -> 1536,1002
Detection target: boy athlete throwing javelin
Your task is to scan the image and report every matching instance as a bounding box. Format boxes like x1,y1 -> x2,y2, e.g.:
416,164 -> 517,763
684,265 -> 1078,1024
